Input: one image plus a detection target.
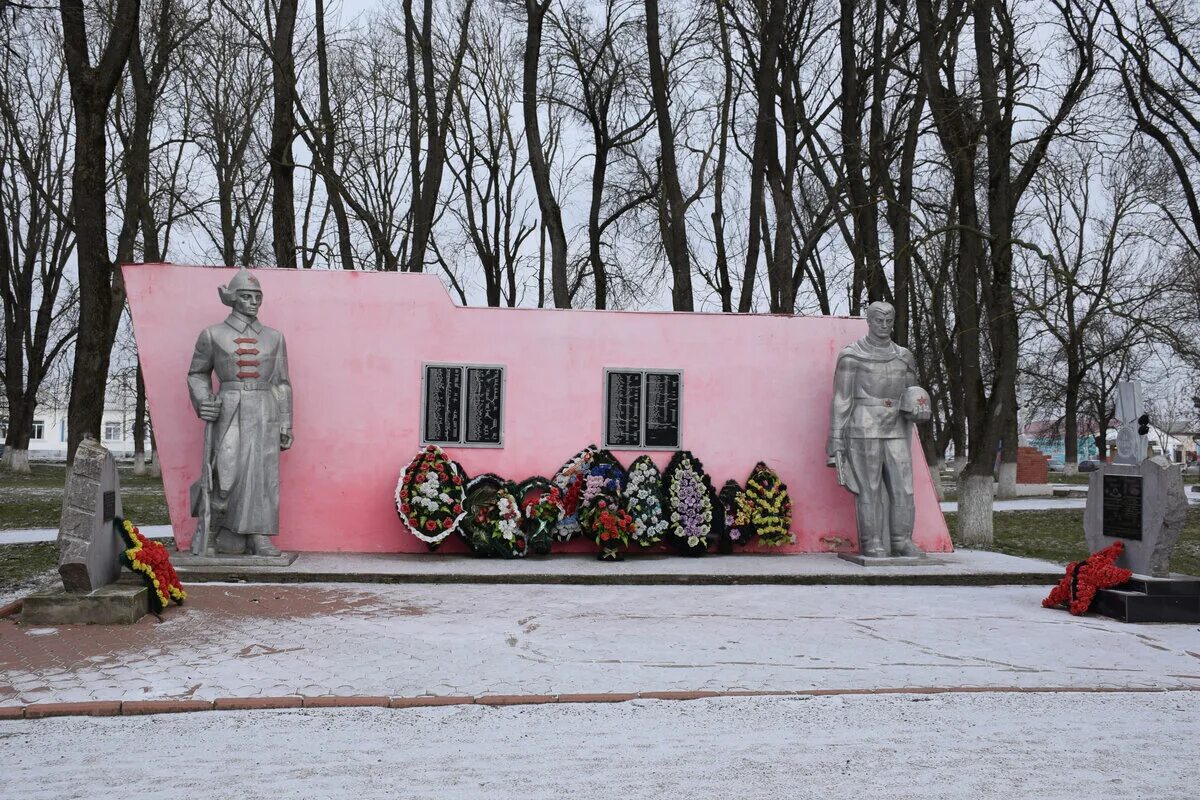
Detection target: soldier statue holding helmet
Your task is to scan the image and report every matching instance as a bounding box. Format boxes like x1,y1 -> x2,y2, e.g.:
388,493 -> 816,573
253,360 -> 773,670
826,301 -> 931,558
187,268 -> 293,557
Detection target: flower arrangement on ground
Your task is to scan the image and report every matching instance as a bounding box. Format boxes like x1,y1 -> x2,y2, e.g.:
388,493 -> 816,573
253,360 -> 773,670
516,476 -> 556,555
550,445 -> 598,541
582,450 -> 627,502
115,517 -> 185,613
461,474 -> 527,558
395,445 -> 468,550
743,462 -> 793,547
1042,541 -> 1133,615
663,450 -> 723,556
582,494 -> 635,561
623,455 -> 669,548
718,479 -> 755,553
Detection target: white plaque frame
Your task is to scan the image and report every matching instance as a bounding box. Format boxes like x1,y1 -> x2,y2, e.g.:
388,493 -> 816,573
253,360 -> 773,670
420,362 -> 506,449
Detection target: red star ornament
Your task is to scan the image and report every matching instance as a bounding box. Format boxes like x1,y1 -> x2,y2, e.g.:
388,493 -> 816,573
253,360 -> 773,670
1042,541 -> 1133,616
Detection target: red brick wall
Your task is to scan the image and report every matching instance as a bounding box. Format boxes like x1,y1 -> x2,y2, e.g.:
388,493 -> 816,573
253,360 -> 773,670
1016,446 -> 1049,484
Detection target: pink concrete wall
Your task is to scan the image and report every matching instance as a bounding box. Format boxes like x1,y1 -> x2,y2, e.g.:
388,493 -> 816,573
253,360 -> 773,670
124,264 -> 951,555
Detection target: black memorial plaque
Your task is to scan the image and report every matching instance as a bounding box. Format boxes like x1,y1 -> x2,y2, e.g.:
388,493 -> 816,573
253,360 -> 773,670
1102,474 -> 1143,540
102,490 -> 116,522
424,365 -> 462,444
644,372 -> 681,449
465,367 -> 504,445
605,371 -> 643,448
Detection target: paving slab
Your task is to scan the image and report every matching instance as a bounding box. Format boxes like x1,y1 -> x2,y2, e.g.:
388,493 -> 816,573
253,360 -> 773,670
1,582 -> 1197,710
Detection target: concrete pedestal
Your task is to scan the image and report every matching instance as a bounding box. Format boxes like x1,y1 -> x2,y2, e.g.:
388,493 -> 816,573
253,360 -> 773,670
21,583 -> 149,625
172,552 -> 298,568
837,553 -> 941,567
1093,574 -> 1200,624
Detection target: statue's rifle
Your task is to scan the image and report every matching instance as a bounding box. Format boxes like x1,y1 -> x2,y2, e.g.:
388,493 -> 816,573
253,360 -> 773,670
190,420 -> 215,556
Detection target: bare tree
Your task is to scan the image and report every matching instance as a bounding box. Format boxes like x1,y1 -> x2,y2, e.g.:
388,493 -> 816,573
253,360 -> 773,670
184,0 -> 273,266
268,0 -> 298,267
644,0 -> 695,310
548,0 -> 656,309
445,6 -> 537,306
60,0 -> 141,463
0,15 -> 77,472
1017,142 -> 1184,475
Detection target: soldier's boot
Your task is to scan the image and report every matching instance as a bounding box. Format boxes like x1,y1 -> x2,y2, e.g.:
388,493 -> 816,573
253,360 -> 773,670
888,499 -> 923,557
214,528 -> 246,554
856,500 -> 889,557
249,534 -> 280,557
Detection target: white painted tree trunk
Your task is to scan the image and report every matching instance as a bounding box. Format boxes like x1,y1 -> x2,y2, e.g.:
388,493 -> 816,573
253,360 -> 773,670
133,453 -> 146,476
957,474 -> 994,547
0,448 -> 30,473
148,449 -> 161,478
996,461 -> 1017,499
1062,461 -> 1078,477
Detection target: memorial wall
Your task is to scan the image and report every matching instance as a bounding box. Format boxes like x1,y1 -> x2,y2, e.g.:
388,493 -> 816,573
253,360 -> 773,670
124,264 -> 952,555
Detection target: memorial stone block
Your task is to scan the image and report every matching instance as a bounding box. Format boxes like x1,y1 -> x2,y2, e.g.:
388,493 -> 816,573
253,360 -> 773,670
1084,455 -> 1188,577
57,436 -> 124,592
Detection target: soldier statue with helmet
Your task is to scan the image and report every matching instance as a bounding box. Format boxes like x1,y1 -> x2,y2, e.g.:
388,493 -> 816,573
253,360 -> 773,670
826,301 -> 931,558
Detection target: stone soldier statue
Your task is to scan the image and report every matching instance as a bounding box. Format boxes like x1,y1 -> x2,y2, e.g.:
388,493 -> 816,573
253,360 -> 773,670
187,268 -> 292,556
826,301 -> 931,558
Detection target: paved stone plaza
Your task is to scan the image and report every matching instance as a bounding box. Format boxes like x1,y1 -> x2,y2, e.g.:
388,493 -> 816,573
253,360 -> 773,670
2,583 -> 1198,709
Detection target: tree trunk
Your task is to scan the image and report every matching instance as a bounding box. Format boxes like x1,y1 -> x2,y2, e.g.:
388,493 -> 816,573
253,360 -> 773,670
1,400 -> 34,474
738,0 -> 784,313
957,474 -> 994,547
270,0 -> 298,268
133,360 -> 147,476
1063,371 -> 1080,476
315,0 -> 355,270
523,0 -> 570,307
588,145 -> 609,309
61,0 -> 142,464
839,0 -> 885,312
712,0 -> 734,312
645,0 -> 692,311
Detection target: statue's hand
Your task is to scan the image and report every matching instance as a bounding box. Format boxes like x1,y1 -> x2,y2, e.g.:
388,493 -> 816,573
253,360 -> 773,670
198,397 -> 221,422
280,426 -> 293,450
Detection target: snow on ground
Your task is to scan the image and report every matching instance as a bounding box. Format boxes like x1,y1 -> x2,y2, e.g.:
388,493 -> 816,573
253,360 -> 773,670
0,524 -> 172,546
3,584 -> 1198,707
1,692 -> 1197,800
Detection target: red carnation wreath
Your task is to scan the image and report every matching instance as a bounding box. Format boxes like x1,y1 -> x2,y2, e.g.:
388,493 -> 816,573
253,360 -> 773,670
1042,541 -> 1132,616
115,517 -> 186,613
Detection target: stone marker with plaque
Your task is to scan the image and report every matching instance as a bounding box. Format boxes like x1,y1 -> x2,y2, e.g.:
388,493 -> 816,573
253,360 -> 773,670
21,437 -> 150,625
1082,381 -> 1197,622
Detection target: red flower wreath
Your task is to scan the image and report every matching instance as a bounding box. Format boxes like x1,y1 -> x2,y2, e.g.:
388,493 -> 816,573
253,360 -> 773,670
1042,541 -> 1132,616
115,517 -> 186,613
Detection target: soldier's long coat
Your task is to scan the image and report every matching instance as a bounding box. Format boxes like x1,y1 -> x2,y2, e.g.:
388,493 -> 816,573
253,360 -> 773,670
187,312 -> 292,535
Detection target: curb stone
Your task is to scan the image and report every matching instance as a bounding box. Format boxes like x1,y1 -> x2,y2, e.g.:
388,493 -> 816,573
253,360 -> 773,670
1,686 -> 1197,721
